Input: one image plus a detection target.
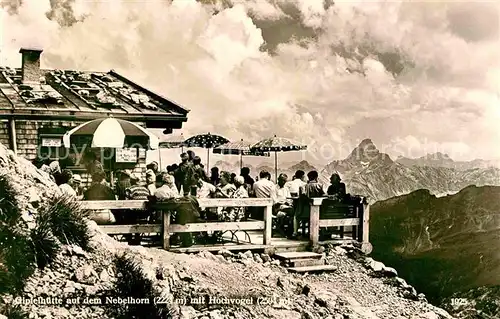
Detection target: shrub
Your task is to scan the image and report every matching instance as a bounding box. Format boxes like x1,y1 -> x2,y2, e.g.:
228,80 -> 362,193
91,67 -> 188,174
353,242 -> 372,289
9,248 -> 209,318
29,217 -> 60,269
107,254 -> 173,319
41,195 -> 91,250
0,174 -> 20,225
0,303 -> 28,319
0,227 -> 35,294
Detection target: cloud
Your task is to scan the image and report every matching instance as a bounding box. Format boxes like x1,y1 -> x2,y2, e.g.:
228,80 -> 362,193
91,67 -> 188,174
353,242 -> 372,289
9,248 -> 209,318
1,0 -> 499,164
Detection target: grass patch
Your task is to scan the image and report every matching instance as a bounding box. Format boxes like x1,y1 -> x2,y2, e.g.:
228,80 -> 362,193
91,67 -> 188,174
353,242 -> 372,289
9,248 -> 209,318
0,180 -> 91,295
29,222 -> 60,270
0,174 -> 20,225
41,195 -> 91,250
0,174 -> 36,295
0,227 -> 36,294
107,254 -> 174,319
0,303 -> 29,319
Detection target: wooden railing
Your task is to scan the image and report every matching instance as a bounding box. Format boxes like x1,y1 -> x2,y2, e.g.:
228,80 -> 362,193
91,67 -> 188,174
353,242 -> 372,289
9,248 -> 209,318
80,198 -> 273,250
79,197 -> 370,250
309,198 -> 370,248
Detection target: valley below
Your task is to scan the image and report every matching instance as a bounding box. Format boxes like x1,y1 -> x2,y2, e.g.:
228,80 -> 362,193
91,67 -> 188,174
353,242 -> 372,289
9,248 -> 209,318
370,187 -> 500,318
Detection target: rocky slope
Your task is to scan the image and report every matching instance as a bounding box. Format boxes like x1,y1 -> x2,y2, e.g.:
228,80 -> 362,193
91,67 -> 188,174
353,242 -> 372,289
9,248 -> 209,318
370,186 -> 500,318
396,153 -> 500,171
320,139 -> 500,202
0,143 -> 454,319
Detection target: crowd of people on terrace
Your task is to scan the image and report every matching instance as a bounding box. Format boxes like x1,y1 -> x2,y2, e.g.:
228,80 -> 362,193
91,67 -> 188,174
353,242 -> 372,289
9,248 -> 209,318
35,150 -> 352,242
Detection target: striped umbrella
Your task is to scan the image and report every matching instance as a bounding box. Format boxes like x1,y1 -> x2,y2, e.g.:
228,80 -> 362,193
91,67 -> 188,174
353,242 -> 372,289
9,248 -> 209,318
251,135 -> 307,181
62,118 -> 159,150
213,139 -> 270,169
158,133 -> 186,169
184,133 -> 229,172
159,133 -> 186,150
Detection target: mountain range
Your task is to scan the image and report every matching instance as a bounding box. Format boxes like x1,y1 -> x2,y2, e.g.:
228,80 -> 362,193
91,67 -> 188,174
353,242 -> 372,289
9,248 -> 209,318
396,152 -> 500,170
370,186 -> 500,317
320,139 -> 500,202
211,139 -> 500,203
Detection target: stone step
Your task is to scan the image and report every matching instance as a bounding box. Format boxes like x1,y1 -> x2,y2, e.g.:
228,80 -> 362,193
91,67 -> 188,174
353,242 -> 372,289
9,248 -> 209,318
288,258 -> 325,268
274,252 -> 322,261
287,265 -> 337,274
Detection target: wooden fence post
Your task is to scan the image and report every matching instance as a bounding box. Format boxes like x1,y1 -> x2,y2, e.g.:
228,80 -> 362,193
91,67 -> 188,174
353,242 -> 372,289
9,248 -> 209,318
309,201 -> 320,246
361,203 -> 370,244
263,204 -> 273,245
358,201 -> 372,254
162,210 -> 171,250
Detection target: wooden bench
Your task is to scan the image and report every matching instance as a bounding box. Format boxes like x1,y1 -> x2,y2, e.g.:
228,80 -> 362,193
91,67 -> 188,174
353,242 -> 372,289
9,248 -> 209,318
310,197 -> 369,249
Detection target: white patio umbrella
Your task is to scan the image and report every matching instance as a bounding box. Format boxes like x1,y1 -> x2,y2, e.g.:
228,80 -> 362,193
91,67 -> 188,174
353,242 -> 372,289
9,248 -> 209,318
63,117 -> 159,149
63,117 -> 159,186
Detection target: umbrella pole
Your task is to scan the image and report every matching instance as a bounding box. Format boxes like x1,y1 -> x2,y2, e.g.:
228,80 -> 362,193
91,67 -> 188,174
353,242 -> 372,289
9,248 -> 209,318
274,151 -> 278,182
240,153 -> 243,170
207,147 -> 210,174
158,148 -> 162,170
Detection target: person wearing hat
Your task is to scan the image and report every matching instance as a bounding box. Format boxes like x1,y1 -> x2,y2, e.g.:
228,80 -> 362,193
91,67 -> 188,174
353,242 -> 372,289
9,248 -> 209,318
145,169 -> 157,195
71,174 -> 83,197
146,161 -> 159,176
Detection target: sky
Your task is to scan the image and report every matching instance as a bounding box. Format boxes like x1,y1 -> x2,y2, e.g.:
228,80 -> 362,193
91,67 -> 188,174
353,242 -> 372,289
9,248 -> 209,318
1,0 -> 500,166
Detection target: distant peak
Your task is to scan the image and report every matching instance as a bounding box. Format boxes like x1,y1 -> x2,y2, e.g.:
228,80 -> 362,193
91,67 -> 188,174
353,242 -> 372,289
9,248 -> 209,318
424,152 -> 453,161
346,138 -> 382,162
359,138 -> 374,147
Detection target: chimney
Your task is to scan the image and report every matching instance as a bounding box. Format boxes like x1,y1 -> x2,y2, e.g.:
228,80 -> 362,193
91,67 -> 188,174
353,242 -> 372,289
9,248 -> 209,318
19,48 -> 43,84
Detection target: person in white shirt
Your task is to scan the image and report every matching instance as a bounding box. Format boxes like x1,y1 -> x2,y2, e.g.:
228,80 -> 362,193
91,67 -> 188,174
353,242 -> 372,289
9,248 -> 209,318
274,174 -> 293,206
154,173 -> 180,200
273,174 -> 294,236
197,178 -> 217,199
145,169 -> 157,195
286,170 -> 307,197
251,171 -> 276,220
253,171 -> 276,199
59,169 -> 76,197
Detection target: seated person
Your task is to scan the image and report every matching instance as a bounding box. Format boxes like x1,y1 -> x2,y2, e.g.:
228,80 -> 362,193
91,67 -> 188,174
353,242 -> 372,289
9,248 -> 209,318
301,170 -> 325,198
84,171 -> 116,201
84,171 -> 116,225
273,174 -> 294,236
154,172 -> 180,200
251,171 -> 276,220
145,169 -> 157,195
154,173 -> 200,247
196,177 -> 217,220
286,170 -> 306,197
59,169 -> 77,197
197,177 -> 217,199
126,173 -> 150,200
71,174 -> 84,197
327,173 -> 346,202
214,171 -> 236,198
294,170 -> 325,237
115,170 -> 132,200
219,176 -> 248,222
114,174 -> 151,245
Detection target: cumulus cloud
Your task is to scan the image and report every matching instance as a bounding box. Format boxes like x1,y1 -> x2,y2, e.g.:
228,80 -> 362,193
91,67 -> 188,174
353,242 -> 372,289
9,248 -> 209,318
1,0 -> 499,164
